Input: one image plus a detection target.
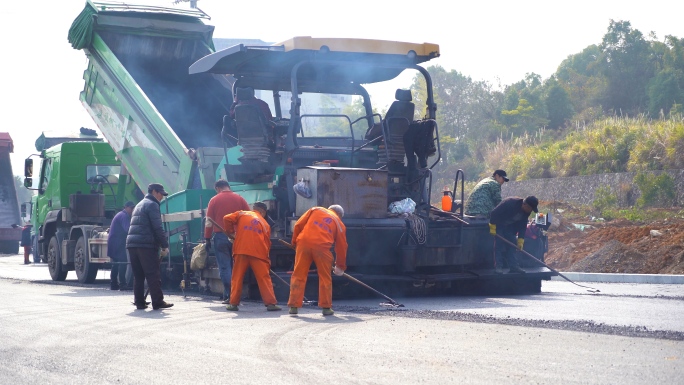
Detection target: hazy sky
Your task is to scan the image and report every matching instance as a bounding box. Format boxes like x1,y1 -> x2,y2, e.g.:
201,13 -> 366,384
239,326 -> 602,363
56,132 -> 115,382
1,0 -> 682,177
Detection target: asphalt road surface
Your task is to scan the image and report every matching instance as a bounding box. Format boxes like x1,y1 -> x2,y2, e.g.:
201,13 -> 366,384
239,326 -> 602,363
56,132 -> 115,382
1,254 -> 682,384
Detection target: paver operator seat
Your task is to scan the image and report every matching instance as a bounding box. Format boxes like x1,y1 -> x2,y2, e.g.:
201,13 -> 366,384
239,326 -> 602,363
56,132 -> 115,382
234,87 -> 272,162
381,89 -> 415,165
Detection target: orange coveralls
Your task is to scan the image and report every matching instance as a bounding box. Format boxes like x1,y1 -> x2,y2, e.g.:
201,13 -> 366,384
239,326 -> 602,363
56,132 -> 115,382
287,207 -> 347,309
223,210 -> 277,306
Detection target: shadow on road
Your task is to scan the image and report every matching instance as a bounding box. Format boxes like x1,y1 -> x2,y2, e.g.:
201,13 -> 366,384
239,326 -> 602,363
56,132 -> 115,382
126,309 -> 171,319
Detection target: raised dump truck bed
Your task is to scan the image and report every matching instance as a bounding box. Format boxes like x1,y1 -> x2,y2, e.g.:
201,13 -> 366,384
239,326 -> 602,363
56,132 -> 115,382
0,133 -> 21,253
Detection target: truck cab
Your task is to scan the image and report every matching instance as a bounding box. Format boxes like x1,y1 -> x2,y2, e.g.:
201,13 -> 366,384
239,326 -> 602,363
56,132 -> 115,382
24,136 -> 139,283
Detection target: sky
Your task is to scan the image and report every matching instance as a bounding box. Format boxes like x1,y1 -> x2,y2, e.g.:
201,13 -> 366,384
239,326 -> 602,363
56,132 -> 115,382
1,0 -> 682,178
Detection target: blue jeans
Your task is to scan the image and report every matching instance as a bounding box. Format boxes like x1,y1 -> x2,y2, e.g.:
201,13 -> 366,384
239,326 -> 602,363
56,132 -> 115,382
494,225 -> 520,269
213,232 -> 233,297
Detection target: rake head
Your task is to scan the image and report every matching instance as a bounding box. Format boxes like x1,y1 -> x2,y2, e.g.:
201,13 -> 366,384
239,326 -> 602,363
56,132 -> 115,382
379,302 -> 405,308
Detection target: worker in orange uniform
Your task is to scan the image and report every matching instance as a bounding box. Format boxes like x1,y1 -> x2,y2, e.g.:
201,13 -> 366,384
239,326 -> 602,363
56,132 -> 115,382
288,205 -> 347,316
222,202 -> 281,312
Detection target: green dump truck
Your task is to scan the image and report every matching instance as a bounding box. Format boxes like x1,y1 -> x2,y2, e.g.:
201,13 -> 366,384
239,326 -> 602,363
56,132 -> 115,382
24,129 -> 139,282
62,1 -> 554,296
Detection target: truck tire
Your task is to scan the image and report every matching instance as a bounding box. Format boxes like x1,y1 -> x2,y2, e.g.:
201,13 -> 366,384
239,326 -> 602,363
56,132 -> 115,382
47,236 -> 67,281
32,235 -> 41,263
74,236 -> 98,284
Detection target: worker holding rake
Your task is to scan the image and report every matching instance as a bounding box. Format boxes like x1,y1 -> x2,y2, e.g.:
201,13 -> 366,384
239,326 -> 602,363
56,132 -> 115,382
489,196 -> 538,274
287,205 -> 347,316
222,202 -> 281,311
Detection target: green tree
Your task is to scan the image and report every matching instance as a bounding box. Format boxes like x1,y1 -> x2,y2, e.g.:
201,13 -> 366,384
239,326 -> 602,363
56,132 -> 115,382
598,20 -> 653,114
647,69 -> 684,116
555,45 -> 607,121
544,79 -> 574,128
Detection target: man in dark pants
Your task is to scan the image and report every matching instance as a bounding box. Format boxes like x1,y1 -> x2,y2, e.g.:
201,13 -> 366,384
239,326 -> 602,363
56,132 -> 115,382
204,179 -> 249,303
489,196 -> 538,274
108,201 -> 135,290
126,183 -> 173,310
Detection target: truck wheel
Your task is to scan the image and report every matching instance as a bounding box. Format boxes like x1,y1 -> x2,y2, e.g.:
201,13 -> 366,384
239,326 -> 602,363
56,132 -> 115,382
47,236 -> 67,281
74,236 -> 98,284
32,235 -> 41,263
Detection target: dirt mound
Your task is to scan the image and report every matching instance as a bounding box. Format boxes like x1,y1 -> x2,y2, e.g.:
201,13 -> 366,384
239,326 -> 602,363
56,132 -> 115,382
569,240 -> 648,273
545,216 -> 684,274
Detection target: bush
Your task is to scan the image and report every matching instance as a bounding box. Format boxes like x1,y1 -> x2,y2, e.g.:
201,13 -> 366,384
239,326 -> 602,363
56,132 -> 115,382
619,208 -> 644,222
592,185 -> 617,215
634,172 -> 676,207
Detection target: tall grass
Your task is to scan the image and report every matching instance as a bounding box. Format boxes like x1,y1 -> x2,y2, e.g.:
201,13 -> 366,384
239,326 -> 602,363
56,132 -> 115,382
505,115 -> 684,180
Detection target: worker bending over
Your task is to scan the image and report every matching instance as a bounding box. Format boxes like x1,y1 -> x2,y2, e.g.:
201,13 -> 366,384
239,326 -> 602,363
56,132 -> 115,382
222,202 -> 281,311
288,205 -> 347,316
489,196 -> 538,274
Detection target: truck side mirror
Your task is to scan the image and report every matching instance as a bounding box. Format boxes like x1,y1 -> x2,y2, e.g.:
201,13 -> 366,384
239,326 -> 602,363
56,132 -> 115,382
24,178 -> 33,189
20,203 -> 26,217
24,158 -> 33,177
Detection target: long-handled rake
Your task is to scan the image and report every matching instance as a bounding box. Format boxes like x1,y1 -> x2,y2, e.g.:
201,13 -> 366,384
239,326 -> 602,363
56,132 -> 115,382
495,234 -> 600,293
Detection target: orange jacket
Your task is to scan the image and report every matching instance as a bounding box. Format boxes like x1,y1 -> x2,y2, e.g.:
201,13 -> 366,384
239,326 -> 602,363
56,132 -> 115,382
205,190 -> 250,238
223,210 -> 271,261
292,207 -> 347,270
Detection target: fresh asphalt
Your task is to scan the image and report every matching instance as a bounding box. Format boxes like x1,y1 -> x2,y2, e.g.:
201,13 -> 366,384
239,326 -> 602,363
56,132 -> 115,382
1,253 -> 682,384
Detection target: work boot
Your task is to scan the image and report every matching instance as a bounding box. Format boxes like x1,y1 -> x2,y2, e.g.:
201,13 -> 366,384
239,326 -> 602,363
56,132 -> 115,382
266,304 -> 282,311
508,266 -> 526,274
153,301 -> 174,310
226,304 -> 239,311
322,308 -> 335,316
289,307 -> 298,315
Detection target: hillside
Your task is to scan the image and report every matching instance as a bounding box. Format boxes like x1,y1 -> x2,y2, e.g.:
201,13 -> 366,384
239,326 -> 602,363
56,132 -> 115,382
543,202 -> 684,274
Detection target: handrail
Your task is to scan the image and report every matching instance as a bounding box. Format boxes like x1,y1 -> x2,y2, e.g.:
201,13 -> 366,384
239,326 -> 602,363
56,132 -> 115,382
451,169 -> 465,216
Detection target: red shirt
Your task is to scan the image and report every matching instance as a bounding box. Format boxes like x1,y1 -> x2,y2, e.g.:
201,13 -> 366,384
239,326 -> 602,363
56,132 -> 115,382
223,210 -> 271,261
204,190 -> 249,238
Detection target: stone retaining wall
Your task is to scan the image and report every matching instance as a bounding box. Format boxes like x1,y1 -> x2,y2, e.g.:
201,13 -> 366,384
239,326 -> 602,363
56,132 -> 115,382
502,169 -> 684,207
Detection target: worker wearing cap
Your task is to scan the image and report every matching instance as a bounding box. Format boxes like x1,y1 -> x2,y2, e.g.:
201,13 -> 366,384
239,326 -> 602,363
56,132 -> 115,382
108,200 -> 135,290
204,179 -> 250,303
127,183 -> 173,310
222,202 -> 280,312
464,170 -> 509,217
287,205 -> 347,316
489,196 -> 539,274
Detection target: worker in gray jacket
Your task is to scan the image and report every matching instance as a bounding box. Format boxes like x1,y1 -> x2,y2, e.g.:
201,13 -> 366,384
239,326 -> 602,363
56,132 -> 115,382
126,183 -> 173,310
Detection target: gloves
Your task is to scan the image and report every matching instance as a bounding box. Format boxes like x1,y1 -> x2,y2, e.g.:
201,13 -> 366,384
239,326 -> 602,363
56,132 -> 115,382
517,238 -> 524,250
160,248 -> 169,257
332,265 -> 344,276
205,238 -> 211,252
489,224 -> 496,236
